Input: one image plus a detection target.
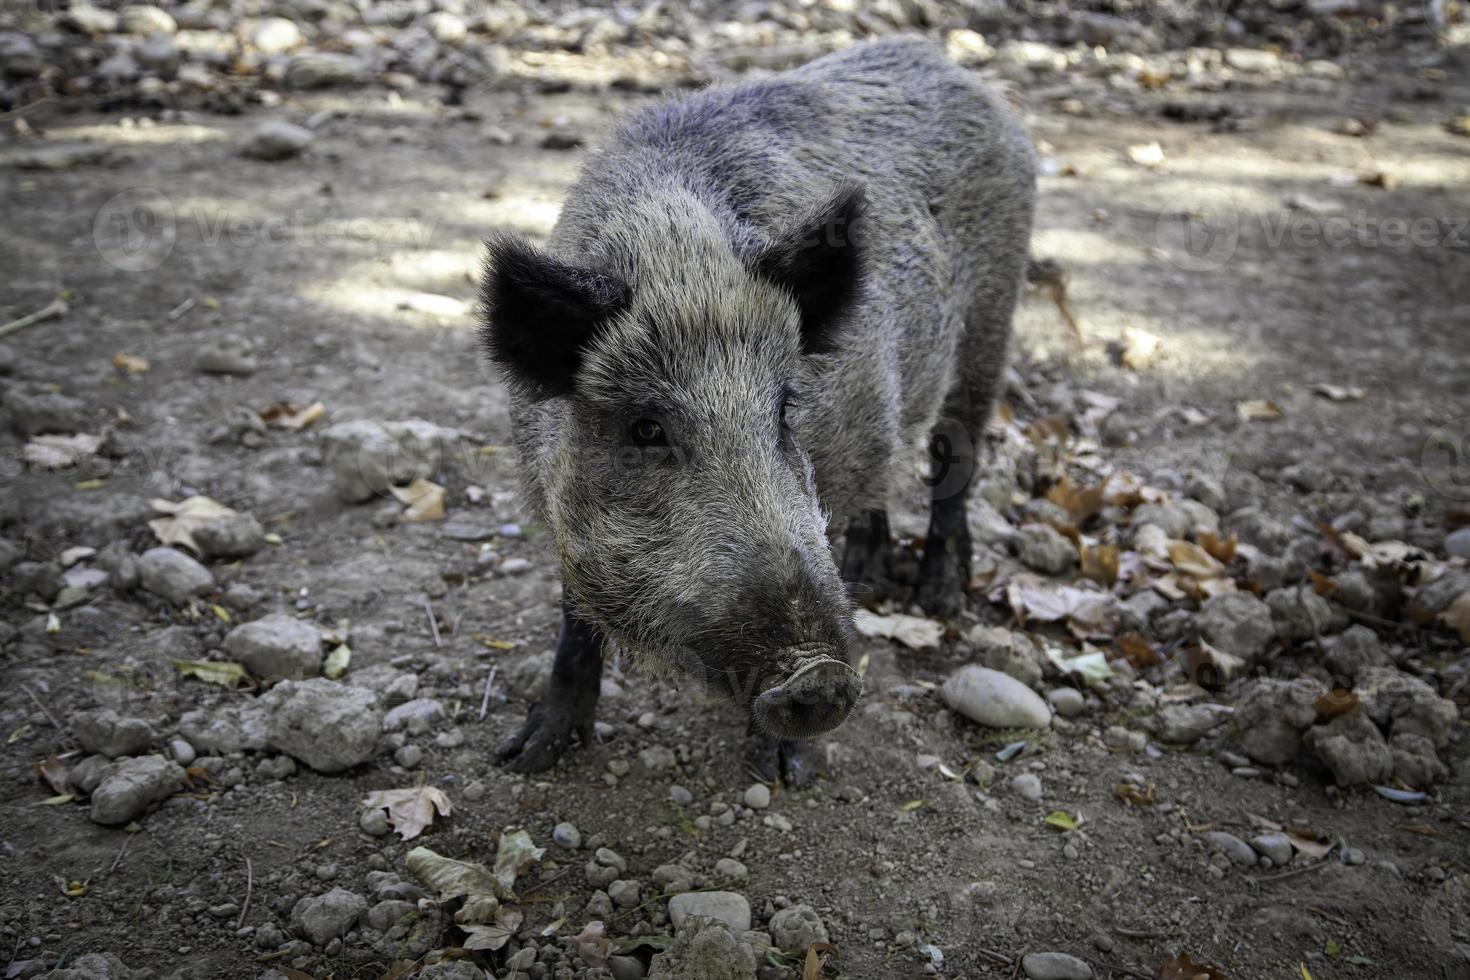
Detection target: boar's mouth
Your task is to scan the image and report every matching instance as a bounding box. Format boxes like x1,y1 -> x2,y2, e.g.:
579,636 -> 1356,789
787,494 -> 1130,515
750,653 -> 862,740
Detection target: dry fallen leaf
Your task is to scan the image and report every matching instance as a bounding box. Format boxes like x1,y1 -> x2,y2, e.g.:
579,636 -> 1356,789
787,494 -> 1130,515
24,433 -> 102,471
363,786 -> 453,840
1167,539 -> 1226,579
1047,475 -> 1105,525
1114,782 -> 1155,807
1311,383 -> 1366,402
1236,399 -> 1285,422
171,659 -> 247,688
1198,531 -> 1237,563
1115,633 -> 1160,668
1447,114 -> 1470,137
393,478 -> 447,523
149,496 -> 237,552
1080,543 -> 1120,586
1180,641 -> 1246,691
853,609 -> 942,651
259,401 -> 326,431
803,942 -> 840,980
1313,688 -> 1360,721
1116,325 -> 1163,370
111,353 -> 150,374
1156,951 -> 1227,980
35,755 -> 71,796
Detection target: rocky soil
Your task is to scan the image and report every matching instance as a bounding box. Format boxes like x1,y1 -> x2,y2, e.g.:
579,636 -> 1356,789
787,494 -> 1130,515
2,2 -> 1469,979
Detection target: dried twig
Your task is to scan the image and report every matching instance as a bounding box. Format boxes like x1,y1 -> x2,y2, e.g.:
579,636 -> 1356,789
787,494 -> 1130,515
167,297 -> 196,320
1255,848 -> 1340,883
422,599 -> 441,647
236,857 -> 253,929
0,297 -> 68,339
478,666 -> 499,721
19,683 -> 63,729
109,836 -> 131,873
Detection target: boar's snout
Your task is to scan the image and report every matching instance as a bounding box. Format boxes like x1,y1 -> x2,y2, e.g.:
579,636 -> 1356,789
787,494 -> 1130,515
751,656 -> 862,740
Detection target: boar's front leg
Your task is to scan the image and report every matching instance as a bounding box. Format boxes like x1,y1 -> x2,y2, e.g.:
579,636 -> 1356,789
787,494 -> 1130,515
915,419 -> 976,618
840,508 -> 896,605
495,596 -> 603,773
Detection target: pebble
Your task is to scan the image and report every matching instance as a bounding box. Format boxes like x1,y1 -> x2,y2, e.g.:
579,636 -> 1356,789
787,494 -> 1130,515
1250,832 -> 1293,866
249,16 -> 302,55
179,702 -> 269,754
383,698 -> 447,734
1010,773 -> 1043,802
669,784 -> 694,806
136,547 -> 215,604
667,891 -> 751,934
743,783 -> 771,809
167,738 -> 195,766
1446,528 -> 1470,560
768,905 -> 828,953
318,419 -> 451,503
607,879 -> 641,908
941,666 -> 1052,729
1017,523 -> 1077,574
72,708 -> 155,759
1194,593 -> 1275,661
194,334 -> 258,376
90,755 -> 185,825
394,744 -> 423,768
224,613 -> 322,680
1151,704 -> 1229,745
553,822 -> 581,849
359,807 -> 391,837
1045,688 -> 1085,718
1103,726 -> 1147,753
193,512 -> 266,559
286,51 -> 369,89
291,887 -> 366,946
1021,951 -> 1093,979
714,858 -> 748,881
260,678 -> 383,773
1202,831 -> 1257,866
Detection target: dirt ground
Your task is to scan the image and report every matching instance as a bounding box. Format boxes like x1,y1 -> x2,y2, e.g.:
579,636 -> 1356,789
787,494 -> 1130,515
1,13 -> 1469,980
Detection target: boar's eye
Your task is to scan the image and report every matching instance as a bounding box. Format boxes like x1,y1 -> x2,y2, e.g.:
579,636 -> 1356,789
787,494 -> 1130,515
630,418 -> 667,447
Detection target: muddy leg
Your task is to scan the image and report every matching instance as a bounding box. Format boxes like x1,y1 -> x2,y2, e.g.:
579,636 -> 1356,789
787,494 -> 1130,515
840,508 -> 895,605
915,420 -> 975,618
495,595 -> 603,773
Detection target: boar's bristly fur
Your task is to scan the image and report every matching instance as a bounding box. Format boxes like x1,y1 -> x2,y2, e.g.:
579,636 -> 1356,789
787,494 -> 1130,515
478,38 -> 1037,776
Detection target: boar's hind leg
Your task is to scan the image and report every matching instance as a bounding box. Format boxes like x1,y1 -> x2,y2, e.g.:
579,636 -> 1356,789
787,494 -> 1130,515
745,729 -> 822,788
915,414 -> 978,618
840,509 -> 895,604
495,598 -> 604,773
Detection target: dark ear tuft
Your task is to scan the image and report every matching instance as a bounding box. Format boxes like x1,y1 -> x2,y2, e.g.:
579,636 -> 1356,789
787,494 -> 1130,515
752,183 -> 867,355
478,235 -> 630,400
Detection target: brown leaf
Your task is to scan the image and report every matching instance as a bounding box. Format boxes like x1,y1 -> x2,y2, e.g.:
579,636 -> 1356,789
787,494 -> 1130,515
803,942 -> 840,980
1313,689 -> 1359,721
149,496 -> 238,553
1236,399 -> 1285,422
392,478 -> 447,523
259,401 -> 326,431
111,353 -> 150,374
363,786 -> 454,841
1046,476 -> 1104,524
1306,569 -> 1338,598
1180,642 -> 1245,691
1311,383 -> 1366,402
1114,782 -> 1155,807
1167,539 -> 1226,579
1197,531 -> 1237,563
1115,633 -> 1160,669
35,755 -> 70,795
1156,951 -> 1227,980
1080,543 -> 1120,586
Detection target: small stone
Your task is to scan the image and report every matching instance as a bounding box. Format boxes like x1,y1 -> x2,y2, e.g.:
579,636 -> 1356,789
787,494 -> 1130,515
595,847 -> 627,872
1266,586 -> 1337,641
224,613 -> 322,680
499,557 -> 532,575
743,784 -> 771,809
394,744 -> 423,768
291,887 -> 366,946
261,678 -> 383,772
714,858 -> 748,881
137,547 -> 214,604
180,702 -> 269,754
1250,832 -> 1293,866
1017,523 -> 1077,574
1045,688 -> 1085,718
639,745 -> 676,771
463,780 -> 487,802
242,120 -> 314,161
192,512 -> 266,558
653,863 -> 693,894
667,891 -> 752,934
1151,704 -> 1229,745
1324,625 -> 1388,682
768,905 -> 828,954
941,666 -> 1052,729
167,738 -> 195,766
1224,47 -> 1280,73
249,17 -> 302,55
669,784 -> 694,806
1010,773 -> 1043,802
286,51 -> 369,89
89,755 -> 185,824
1021,951 -> 1093,979
608,879 -> 642,909
319,419 -> 451,503
1303,711 -> 1393,787
383,698 -> 447,734
553,822 -> 581,849
1446,528 -> 1470,560
3,383 -> 86,435
1195,593 -> 1275,661
424,11 -> 467,44
648,916 -> 757,980
1203,831 -> 1257,866
1103,726 -> 1147,753
72,708 -> 155,759
9,561 -> 62,601
1231,678 -> 1324,764
194,334 -> 258,376
120,4 -> 176,34
359,807 -> 391,837
608,955 -> 646,980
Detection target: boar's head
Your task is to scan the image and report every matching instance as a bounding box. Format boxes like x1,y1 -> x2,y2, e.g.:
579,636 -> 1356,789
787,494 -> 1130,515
477,184 -> 866,739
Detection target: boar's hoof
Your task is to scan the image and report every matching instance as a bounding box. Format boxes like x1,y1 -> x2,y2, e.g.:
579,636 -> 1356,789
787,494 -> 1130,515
752,658 -> 861,740
495,699 -> 595,774
745,733 -> 821,788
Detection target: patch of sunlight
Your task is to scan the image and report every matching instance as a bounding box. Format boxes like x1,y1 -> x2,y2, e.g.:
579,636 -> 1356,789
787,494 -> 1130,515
160,194 -> 443,250
43,121 -> 227,145
1032,226 -> 1144,267
298,280 -> 475,327
384,249 -> 481,289
466,192 -> 563,238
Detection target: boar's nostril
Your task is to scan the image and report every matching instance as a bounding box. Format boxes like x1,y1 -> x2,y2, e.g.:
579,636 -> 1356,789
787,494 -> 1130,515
751,657 -> 862,740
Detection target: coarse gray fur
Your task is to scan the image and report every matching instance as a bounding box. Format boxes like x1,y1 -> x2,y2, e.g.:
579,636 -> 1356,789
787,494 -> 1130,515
485,37 -> 1036,705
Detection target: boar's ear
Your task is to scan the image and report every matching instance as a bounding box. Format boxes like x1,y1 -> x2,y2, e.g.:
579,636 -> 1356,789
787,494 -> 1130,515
752,182 -> 867,355
479,235 -> 630,400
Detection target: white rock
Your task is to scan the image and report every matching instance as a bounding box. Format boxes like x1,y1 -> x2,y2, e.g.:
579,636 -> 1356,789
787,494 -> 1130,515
249,17 -> 302,55
224,613 -> 322,679
667,891 -> 751,934
941,666 -> 1052,728
1022,951 -> 1092,980
1010,772 -> 1043,801
743,783 -> 770,809
262,678 -> 382,772
137,547 -> 214,604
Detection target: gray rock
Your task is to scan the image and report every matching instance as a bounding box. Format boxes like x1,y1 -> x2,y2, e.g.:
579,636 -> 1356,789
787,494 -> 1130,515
167,738 -> 195,765
1324,625 -> 1388,682
1446,528 -> 1470,560
1017,523 -> 1076,574
608,879 -> 641,908
192,512 -> 265,558
418,963 -> 487,980
1151,703 -> 1230,745
1228,506 -> 1293,552
553,821 -> 581,849
1250,832 -> 1293,866
242,121 -> 314,161
179,702 -> 269,753
89,755 -> 184,824
1202,831 -> 1257,866
713,858 -> 748,882
225,614 -> 321,679
194,334 -> 258,376
1021,951 -> 1093,980
68,754 -> 115,796
249,17 -> 303,55
134,34 -> 179,75
1195,592 -> 1275,661
62,4 -> 120,33
1185,472 -> 1227,514
119,4 -> 176,35
1132,503 -> 1192,539
262,678 -> 382,772
0,32 -> 43,78
1045,687 -> 1085,718
1388,732 -> 1448,786
743,783 -> 770,809
10,560 -> 62,601
286,51 -> 369,89
668,892 -> 752,934
291,887 -> 367,945
1266,586 -> 1337,641
72,708 -> 155,758
1225,47 -> 1280,73
768,904 -> 828,953
137,547 -> 214,604
319,419 -> 453,503
424,11 -> 468,44
3,383 -> 86,435
941,665 -> 1052,728
1010,772 -> 1043,801
1303,712 -> 1393,786
0,538 -> 20,572
1231,678 -> 1324,764
968,625 -> 1044,690
1355,668 -> 1458,746
608,956 -> 646,980
359,807 -> 391,837
653,863 -> 693,894
37,952 -> 139,980
382,698 -> 446,734
648,915 -> 757,980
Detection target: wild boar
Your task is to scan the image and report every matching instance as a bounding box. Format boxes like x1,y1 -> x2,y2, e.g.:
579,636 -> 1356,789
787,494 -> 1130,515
478,38 -> 1037,783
